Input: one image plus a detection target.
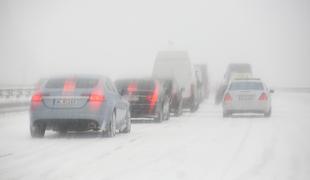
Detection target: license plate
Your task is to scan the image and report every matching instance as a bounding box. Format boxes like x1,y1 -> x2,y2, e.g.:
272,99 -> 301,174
239,95 -> 253,101
54,98 -> 78,105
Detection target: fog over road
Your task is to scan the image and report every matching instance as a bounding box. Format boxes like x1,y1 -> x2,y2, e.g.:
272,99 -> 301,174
0,92 -> 310,180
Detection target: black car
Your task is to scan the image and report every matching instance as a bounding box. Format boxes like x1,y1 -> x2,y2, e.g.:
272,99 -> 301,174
115,79 -> 170,122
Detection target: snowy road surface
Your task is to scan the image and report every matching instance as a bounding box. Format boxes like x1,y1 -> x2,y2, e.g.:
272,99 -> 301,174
0,92 -> 310,180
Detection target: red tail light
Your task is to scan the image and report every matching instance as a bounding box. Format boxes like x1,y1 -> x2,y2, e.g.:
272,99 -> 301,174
88,89 -> 105,111
127,83 -> 137,95
147,82 -> 159,112
31,91 -> 43,110
224,93 -> 232,102
89,89 -> 105,102
259,92 -> 268,101
63,80 -> 75,92
31,92 -> 42,102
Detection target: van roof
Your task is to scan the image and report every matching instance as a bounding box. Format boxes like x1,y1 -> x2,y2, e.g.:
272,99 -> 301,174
156,50 -> 190,60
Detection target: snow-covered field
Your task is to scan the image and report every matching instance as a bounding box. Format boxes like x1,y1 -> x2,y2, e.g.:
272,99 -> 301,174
0,92 -> 310,180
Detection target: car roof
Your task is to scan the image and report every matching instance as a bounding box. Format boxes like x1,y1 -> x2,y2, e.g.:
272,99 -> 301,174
46,74 -> 108,81
229,78 -> 262,83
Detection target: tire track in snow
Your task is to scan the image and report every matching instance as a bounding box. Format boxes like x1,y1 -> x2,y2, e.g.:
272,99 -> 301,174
220,118 -> 253,180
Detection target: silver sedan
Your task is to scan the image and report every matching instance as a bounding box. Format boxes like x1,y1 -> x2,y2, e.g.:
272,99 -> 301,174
30,75 -> 131,138
222,79 -> 273,117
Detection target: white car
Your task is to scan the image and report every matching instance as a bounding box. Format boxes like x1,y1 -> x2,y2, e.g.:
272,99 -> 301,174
222,78 -> 274,117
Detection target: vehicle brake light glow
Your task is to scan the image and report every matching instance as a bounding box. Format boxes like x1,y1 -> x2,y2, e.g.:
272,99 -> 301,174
147,82 -> 159,112
31,92 -> 42,102
31,91 -> 43,110
63,80 -> 75,92
127,83 -> 137,95
224,93 -> 232,102
259,92 -> 268,101
88,89 -> 105,110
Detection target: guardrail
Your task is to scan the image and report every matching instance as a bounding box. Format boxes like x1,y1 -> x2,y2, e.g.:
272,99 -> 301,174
0,87 -> 35,112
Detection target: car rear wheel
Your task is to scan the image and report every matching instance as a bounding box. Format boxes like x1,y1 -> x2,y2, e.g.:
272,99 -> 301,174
104,112 -> 116,137
30,122 -> 46,138
264,108 -> 272,117
163,99 -> 170,120
120,111 -> 131,133
155,105 -> 164,123
223,111 -> 231,118
174,98 -> 183,117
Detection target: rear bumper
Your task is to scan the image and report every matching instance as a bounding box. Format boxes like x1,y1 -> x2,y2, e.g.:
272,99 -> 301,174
130,103 -> 159,118
223,101 -> 270,114
30,105 -> 109,130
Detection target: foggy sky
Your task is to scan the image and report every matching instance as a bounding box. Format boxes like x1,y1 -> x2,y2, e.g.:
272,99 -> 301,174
0,0 -> 309,87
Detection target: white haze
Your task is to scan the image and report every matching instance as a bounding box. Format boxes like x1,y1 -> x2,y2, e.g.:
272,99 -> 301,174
0,0 -> 309,87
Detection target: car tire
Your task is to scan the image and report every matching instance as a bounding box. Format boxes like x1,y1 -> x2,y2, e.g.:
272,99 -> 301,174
164,98 -> 170,120
223,111 -> 231,118
120,111 -> 131,133
190,100 -> 198,113
174,98 -> 183,117
104,112 -> 116,137
30,122 -> 46,138
155,105 -> 164,123
264,108 -> 272,117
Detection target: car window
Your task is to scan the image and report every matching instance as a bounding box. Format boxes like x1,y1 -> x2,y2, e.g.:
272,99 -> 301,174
45,78 -> 98,89
229,82 -> 264,91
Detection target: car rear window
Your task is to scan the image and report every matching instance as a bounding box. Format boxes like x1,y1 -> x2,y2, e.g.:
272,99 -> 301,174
45,78 -> 99,89
136,80 -> 155,90
115,80 -> 155,93
229,82 -> 264,91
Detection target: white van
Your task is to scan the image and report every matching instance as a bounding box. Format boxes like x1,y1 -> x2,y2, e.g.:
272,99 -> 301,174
152,51 -> 199,112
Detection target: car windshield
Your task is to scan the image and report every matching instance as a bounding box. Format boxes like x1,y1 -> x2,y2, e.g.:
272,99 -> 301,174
229,82 -> 264,91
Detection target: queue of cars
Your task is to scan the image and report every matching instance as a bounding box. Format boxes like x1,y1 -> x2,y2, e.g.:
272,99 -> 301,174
30,51 -> 209,138
29,56 -> 273,138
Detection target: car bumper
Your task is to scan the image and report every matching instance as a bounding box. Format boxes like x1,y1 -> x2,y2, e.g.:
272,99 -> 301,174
223,101 -> 270,114
130,103 -> 159,118
30,106 -> 109,130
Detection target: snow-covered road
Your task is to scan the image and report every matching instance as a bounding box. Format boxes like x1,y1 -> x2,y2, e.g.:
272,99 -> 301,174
0,92 -> 310,180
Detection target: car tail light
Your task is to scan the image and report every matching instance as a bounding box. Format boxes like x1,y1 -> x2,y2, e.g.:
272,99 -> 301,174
88,89 -> 105,110
89,89 -> 105,102
224,93 -> 232,102
31,92 -> 42,102
31,91 -> 43,110
89,94 -> 105,102
127,83 -> 137,95
147,82 -> 159,112
63,80 -> 75,92
259,92 -> 268,101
